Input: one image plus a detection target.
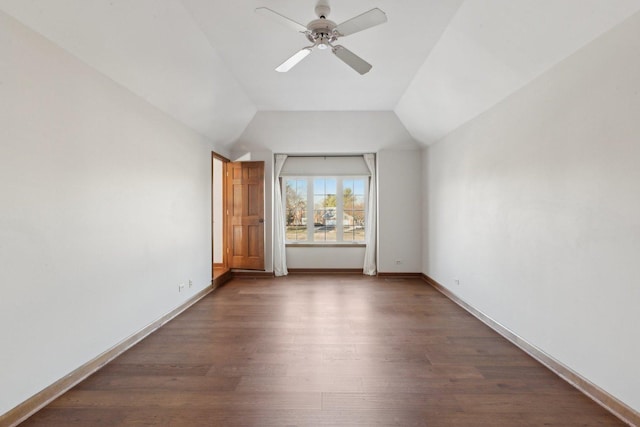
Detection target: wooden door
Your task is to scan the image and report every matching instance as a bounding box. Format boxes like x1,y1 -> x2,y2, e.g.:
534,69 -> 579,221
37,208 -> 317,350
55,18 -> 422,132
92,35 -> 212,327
227,161 -> 265,270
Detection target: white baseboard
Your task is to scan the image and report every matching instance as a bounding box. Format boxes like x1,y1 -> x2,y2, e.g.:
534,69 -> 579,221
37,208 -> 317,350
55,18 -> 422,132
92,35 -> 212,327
0,284 -> 216,427
423,274 -> 639,427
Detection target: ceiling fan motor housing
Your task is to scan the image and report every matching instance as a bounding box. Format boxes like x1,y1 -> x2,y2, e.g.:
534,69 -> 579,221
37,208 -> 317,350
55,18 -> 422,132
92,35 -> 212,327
306,18 -> 338,46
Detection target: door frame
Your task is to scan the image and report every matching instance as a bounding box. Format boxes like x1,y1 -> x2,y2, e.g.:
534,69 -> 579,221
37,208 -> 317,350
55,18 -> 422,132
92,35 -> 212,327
211,151 -> 230,278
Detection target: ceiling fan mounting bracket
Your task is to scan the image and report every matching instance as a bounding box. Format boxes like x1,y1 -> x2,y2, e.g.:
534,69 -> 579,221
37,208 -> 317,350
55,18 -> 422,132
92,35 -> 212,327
315,3 -> 330,19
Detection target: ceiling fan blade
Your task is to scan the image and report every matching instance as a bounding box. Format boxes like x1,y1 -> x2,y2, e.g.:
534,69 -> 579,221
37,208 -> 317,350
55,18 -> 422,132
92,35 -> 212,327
256,7 -> 308,33
332,45 -> 372,75
335,8 -> 387,37
276,48 -> 313,72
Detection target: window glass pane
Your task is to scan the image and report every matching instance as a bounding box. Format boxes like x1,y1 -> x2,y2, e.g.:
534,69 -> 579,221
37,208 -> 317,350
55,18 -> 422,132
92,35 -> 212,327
325,178 -> 336,195
313,207 -> 324,226
343,180 -> 355,210
314,222 -> 336,241
314,195 -> 326,209
341,178 -> 366,242
313,178 -> 325,195
353,179 -> 365,195
311,177 -> 337,242
286,225 -> 307,241
285,179 -> 307,241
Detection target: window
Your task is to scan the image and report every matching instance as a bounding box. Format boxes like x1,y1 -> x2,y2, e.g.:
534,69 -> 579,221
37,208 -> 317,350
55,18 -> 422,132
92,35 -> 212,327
285,178 -> 307,241
284,176 -> 367,243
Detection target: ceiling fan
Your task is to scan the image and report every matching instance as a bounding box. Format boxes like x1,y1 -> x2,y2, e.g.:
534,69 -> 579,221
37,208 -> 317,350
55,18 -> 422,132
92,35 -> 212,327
256,1 -> 387,75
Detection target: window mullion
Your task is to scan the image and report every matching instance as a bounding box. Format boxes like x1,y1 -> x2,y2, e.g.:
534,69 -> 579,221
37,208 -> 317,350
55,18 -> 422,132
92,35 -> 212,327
336,178 -> 343,242
306,177 -> 314,242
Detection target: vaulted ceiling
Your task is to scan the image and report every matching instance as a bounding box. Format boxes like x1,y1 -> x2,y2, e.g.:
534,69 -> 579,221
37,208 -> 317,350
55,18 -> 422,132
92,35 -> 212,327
2,0 -> 640,148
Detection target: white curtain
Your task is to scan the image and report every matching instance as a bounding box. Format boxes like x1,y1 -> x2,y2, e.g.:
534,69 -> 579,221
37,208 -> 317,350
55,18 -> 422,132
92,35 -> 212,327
273,154 -> 288,276
363,153 -> 377,275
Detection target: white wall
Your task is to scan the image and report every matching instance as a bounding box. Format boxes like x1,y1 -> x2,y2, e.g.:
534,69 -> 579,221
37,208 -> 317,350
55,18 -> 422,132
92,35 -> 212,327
424,12 -> 640,411
0,0 -> 257,146
0,12 -> 215,415
286,247 -> 366,269
378,150 -> 423,273
234,111 -> 419,154
233,112 -> 422,271
394,0 -> 640,145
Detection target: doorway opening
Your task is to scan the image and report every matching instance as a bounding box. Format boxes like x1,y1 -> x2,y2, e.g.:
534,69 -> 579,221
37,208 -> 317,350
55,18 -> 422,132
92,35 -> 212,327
212,152 -> 228,280
212,153 -> 266,281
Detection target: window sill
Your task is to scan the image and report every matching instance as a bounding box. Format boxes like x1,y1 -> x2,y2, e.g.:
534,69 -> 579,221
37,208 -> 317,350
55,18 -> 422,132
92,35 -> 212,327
285,243 -> 366,248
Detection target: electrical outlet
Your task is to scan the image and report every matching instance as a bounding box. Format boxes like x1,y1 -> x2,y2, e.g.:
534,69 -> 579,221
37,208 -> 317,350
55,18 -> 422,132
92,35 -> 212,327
178,283 -> 185,292
395,260 -> 402,265
188,280 -> 193,288
454,279 -> 460,286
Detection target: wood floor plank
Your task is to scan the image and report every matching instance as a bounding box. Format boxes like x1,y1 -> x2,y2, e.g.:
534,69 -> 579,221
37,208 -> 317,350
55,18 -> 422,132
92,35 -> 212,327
73,375 -> 241,392
235,375 -> 363,393
119,408 -> 433,427
47,390 -> 321,410
19,275 -> 625,426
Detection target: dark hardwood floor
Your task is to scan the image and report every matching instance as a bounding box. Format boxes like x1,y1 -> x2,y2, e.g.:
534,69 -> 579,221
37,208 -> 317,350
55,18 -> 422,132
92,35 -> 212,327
21,275 -> 624,426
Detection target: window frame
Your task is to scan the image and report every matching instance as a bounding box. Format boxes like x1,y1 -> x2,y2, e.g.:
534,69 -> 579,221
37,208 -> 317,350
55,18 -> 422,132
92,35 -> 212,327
282,175 -> 368,246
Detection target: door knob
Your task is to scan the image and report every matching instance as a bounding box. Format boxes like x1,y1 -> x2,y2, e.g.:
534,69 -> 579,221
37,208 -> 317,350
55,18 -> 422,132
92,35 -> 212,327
258,218 -> 264,223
